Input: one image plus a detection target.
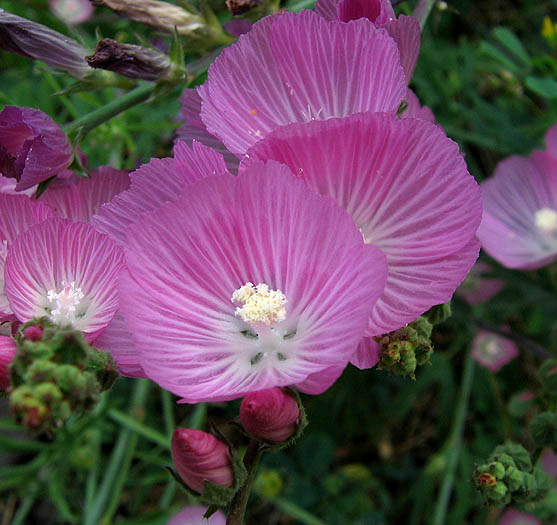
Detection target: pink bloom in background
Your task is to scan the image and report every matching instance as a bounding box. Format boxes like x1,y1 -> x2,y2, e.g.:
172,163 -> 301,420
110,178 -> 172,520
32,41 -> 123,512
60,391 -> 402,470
498,509 -> 541,525
119,164 -> 387,401
167,506 -> 226,525
240,388 -> 300,443
471,330 -> 519,372
315,0 -> 420,83
4,217 -> 124,340
0,194 -> 55,321
171,429 -> 234,493
245,112 -> 482,340
0,106 -> 73,191
49,0 -> 93,25
478,124 -> 557,270
539,448 -> 557,479
199,10 -> 406,155
0,335 -> 16,390
223,18 -> 253,37
456,261 -> 505,304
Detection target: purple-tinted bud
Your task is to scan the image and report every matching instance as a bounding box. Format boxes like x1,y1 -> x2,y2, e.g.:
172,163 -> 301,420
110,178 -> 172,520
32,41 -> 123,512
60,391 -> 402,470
85,39 -> 172,81
0,9 -> 90,78
171,428 -> 234,493
240,388 -> 300,444
23,325 -> 44,342
0,335 -> 16,390
0,106 -> 73,191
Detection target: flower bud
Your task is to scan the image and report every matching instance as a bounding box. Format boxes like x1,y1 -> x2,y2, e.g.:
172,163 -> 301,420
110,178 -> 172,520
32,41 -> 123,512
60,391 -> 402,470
240,388 -> 300,444
171,428 -> 234,493
0,335 -> 16,390
22,325 -> 44,342
0,9 -> 90,78
85,39 -> 172,81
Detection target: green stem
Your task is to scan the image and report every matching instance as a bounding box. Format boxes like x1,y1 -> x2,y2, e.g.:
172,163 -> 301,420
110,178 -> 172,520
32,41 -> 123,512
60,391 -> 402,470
108,408 -> 169,448
413,0 -> 436,29
162,389 -> 175,437
488,373 -> 512,440
64,83 -> 155,140
188,402 -> 207,429
266,497 -> 327,525
432,352 -> 475,525
12,484 -> 39,525
226,440 -> 263,525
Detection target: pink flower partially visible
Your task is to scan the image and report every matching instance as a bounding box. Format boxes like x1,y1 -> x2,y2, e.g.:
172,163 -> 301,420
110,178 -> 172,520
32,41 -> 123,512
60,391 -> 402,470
478,124 -> 557,270
119,163 -> 387,401
0,335 -> 16,390
50,0 -> 93,25
4,218 -> 124,340
315,0 -> 421,83
403,88 -> 435,122
171,429 -> 234,493
456,261 -> 505,304
471,330 -> 519,372
498,509 -> 540,525
199,10 -> 406,155
539,448 -> 557,479
168,506 -> 226,525
240,388 -> 300,443
0,106 -> 74,191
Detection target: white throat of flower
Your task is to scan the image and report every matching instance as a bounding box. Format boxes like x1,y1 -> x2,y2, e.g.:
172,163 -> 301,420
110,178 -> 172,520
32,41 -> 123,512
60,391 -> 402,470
46,281 -> 84,326
535,207 -> 557,234
232,282 -> 287,326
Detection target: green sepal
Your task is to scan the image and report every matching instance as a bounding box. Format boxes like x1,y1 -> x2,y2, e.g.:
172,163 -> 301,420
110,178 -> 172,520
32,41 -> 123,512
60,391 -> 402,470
35,176 -> 56,198
492,443 -> 532,471
396,99 -> 408,118
423,302 -> 452,326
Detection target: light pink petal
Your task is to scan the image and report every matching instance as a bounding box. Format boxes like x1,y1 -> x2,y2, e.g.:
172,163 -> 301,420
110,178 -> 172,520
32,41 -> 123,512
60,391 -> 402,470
121,163 -> 387,402
199,11 -> 406,155
173,140 -> 230,180
245,113 -> 481,334
539,448 -> 557,478
314,0 -> 338,20
4,218 -> 124,336
0,335 -> 17,390
295,364 -> 345,394
350,337 -> 381,369
93,310 -> 145,378
403,88 -> 435,122
168,506 -> 226,525
478,155 -> 557,269
498,509 -> 541,525
383,15 -> 421,83
0,175 -> 34,195
471,330 -> 519,373
40,167 -> 130,222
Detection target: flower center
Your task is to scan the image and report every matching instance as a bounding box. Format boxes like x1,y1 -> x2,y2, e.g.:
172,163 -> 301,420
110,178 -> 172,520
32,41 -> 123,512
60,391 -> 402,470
46,281 -> 84,326
231,282 -> 287,327
535,207 -> 557,233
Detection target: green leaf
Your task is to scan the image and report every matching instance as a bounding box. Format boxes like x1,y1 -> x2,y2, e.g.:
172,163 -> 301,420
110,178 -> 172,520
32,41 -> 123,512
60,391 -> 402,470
525,76 -> 557,99
492,27 -> 531,67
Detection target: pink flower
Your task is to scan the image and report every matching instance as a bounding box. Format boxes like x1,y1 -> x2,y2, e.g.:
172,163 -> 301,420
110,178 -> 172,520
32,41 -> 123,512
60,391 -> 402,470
478,124 -> 557,270
0,106 -> 74,190
0,194 -> 55,321
198,10 -> 406,155
240,388 -> 300,443
539,448 -> 557,479
498,509 -> 540,525
315,0 -> 421,83
167,506 -> 226,525
0,335 -> 16,390
471,330 -> 519,372
119,163 -> 387,401
171,429 -> 234,493
4,217 -> 124,340
456,261 -> 505,304
245,112 -> 482,339
49,0 -> 93,25
402,88 -> 435,122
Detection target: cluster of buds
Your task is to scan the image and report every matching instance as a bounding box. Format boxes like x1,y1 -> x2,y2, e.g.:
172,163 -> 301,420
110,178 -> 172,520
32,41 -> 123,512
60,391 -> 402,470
9,319 -> 118,434
474,443 -> 550,505
375,316 -> 434,379
169,388 -> 305,508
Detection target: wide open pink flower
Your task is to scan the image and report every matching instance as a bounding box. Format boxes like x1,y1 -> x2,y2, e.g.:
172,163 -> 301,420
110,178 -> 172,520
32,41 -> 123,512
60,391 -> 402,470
0,194 -> 55,320
315,0 -> 420,83
245,112 -> 482,336
198,10 -> 406,156
120,162 -> 387,402
478,125 -> 557,269
4,217 -> 124,339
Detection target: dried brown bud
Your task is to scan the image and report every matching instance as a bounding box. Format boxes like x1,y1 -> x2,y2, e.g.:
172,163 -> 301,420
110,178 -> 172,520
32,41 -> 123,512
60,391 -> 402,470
0,9 -> 90,78
226,0 -> 262,16
86,39 -> 172,81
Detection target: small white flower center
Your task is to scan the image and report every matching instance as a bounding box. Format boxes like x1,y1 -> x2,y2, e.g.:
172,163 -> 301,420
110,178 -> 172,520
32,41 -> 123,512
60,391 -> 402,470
46,281 -> 84,326
535,207 -> 557,233
231,282 -> 287,326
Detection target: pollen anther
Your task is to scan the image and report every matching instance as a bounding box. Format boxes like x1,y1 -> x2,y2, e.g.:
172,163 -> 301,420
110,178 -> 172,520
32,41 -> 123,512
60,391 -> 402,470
232,282 -> 287,326
46,280 -> 84,326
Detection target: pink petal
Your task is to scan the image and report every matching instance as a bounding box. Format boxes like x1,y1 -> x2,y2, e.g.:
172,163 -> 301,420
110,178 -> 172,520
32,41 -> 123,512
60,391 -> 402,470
168,506 -> 226,525
456,261 -> 505,304
4,218 -> 124,336
295,364 -> 345,394
337,0 -> 382,23
403,88 -> 435,122
350,336 -> 380,369
40,167 -> 129,222
93,310 -> 145,378
121,163 -> 387,402
245,113 -> 481,333
383,15 -> 421,83
478,155 -> 557,269
0,335 -> 17,390
314,0 -> 339,20
498,509 -> 540,525
544,123 -> 557,158
199,10 -> 406,155
471,330 -> 519,372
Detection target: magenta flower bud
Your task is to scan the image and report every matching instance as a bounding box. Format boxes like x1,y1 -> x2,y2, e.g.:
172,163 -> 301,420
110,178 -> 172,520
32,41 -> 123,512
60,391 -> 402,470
171,429 -> 234,493
0,106 -> 73,191
240,388 -> 300,444
0,335 -> 16,390
22,325 -> 44,342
